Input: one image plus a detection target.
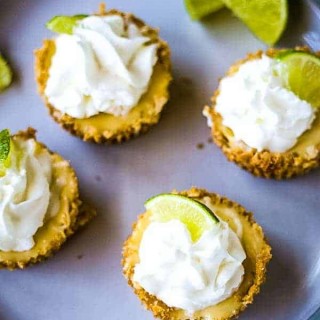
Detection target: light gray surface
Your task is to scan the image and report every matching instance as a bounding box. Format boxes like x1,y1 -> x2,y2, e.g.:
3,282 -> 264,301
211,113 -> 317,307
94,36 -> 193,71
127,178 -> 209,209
0,1 -> 319,319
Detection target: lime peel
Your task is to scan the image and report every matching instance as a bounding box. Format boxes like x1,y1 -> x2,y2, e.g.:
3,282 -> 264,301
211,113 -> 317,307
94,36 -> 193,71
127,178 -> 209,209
276,50 -> 320,108
46,15 -> 88,34
0,55 -> 13,92
145,194 -> 218,242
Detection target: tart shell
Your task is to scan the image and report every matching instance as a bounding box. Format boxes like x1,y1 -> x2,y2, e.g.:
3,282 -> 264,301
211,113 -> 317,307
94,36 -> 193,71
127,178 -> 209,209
122,187 -> 272,320
34,6 -> 172,143
0,128 -> 96,270
204,48 -> 320,179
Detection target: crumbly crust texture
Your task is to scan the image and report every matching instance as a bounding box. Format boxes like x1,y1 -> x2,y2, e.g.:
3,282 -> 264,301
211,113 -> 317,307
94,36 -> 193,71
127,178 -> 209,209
0,128 -> 96,270
204,47 -> 320,179
122,187 -> 272,320
34,6 -> 172,143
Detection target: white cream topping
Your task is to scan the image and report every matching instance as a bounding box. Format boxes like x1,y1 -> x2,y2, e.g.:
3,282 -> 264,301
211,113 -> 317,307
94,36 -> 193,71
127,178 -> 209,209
45,15 -> 158,118
0,139 -> 58,252
133,219 -> 246,314
212,55 -> 315,152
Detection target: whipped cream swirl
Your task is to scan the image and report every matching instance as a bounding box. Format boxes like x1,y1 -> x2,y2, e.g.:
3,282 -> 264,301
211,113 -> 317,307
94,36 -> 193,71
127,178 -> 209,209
0,138 -> 57,252
133,219 -> 246,314
213,55 -> 315,152
45,15 -> 158,118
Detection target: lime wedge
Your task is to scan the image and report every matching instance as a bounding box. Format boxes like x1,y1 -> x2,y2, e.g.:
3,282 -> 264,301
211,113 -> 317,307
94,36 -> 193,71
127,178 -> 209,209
184,0 -> 224,20
0,55 -> 13,92
277,50 -> 320,108
0,129 -> 11,176
46,15 -> 88,34
222,0 -> 288,45
145,194 -> 218,242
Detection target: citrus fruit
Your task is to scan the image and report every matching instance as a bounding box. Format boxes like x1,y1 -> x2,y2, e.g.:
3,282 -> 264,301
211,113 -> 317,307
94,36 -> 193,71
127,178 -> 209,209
145,193 -> 218,242
46,15 -> 88,34
277,50 -> 320,108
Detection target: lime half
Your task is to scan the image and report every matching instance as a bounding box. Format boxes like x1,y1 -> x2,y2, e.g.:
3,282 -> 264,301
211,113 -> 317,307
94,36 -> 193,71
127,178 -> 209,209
0,129 -> 11,176
46,15 -> 88,34
277,50 -> 320,108
184,0 -> 224,20
222,0 -> 288,45
145,194 -> 219,242
0,55 -> 13,92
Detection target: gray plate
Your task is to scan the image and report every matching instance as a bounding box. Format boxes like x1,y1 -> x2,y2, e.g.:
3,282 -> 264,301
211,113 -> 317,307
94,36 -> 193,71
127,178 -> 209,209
0,1 -> 319,319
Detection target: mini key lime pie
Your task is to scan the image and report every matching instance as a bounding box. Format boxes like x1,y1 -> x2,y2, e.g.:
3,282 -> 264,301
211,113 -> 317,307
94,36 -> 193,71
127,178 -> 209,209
0,128 -> 95,269
35,4 -> 171,143
204,48 -> 320,179
122,188 -> 271,319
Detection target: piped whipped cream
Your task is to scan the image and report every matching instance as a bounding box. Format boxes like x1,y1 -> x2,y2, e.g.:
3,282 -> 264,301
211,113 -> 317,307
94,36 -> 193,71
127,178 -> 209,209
45,15 -> 158,118
0,138 -> 58,252
133,219 -> 246,314
211,55 -> 315,152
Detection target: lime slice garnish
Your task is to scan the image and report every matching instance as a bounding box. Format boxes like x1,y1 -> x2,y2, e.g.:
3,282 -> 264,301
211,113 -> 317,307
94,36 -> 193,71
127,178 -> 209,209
145,194 -> 219,242
0,129 -> 11,176
0,55 -> 13,92
222,0 -> 288,45
46,15 -> 88,34
184,0 -> 224,20
277,50 -> 320,108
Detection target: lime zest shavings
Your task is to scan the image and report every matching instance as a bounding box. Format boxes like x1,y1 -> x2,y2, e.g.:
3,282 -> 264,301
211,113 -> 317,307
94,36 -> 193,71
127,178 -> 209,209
0,129 -> 11,176
145,193 -> 218,242
0,54 -> 13,92
46,15 -> 88,34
